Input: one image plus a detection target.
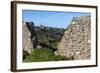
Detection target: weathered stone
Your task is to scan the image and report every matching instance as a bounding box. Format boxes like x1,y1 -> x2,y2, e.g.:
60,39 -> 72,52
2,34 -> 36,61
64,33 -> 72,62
26,22 -> 38,48
22,22 -> 33,54
57,16 -> 91,60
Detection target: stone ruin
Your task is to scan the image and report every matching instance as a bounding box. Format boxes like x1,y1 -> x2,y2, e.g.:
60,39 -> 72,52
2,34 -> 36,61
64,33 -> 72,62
57,16 -> 91,60
22,16 -> 91,60
22,22 -> 33,54
22,22 -> 38,54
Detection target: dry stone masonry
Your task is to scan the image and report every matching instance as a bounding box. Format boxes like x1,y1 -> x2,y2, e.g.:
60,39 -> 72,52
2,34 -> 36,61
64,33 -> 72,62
57,16 -> 91,60
22,22 -> 33,54
23,22 -> 39,54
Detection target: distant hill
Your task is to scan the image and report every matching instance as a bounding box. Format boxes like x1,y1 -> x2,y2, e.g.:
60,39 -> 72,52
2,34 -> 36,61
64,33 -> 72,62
34,24 -> 65,49
23,22 -> 65,53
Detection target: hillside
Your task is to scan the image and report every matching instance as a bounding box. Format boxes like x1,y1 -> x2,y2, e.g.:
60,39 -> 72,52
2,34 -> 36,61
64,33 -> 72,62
34,25 -> 65,49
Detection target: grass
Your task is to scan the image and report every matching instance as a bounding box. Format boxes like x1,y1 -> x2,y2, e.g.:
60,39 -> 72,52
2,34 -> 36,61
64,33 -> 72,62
23,48 -> 73,62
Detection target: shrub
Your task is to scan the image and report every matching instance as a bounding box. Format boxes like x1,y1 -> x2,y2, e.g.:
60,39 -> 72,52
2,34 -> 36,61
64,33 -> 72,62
23,50 -> 29,60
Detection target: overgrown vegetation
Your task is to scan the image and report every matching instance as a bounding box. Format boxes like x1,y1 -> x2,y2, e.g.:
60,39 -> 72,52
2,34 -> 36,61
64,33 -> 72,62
34,25 -> 66,49
24,48 -> 73,62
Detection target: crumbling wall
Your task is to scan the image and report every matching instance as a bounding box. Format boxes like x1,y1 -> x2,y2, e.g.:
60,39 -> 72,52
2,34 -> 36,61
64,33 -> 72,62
22,22 -> 33,54
57,16 -> 91,60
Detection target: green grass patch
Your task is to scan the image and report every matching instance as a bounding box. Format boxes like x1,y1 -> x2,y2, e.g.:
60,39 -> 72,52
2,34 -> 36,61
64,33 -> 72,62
24,48 -> 73,62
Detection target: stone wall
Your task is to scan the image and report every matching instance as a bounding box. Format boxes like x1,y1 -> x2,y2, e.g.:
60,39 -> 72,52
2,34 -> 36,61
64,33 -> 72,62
57,16 -> 91,60
22,22 -> 33,54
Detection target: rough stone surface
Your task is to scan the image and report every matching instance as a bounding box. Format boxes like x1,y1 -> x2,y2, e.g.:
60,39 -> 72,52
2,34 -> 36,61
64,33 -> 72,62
57,16 -> 91,60
22,22 -> 33,54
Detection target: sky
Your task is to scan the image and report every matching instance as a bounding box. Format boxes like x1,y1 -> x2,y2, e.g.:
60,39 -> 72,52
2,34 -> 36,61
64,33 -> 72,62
22,10 -> 90,28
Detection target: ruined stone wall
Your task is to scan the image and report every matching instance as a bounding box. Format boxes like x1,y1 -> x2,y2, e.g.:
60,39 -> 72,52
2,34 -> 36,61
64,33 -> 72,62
22,23 -> 33,54
57,16 -> 91,60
